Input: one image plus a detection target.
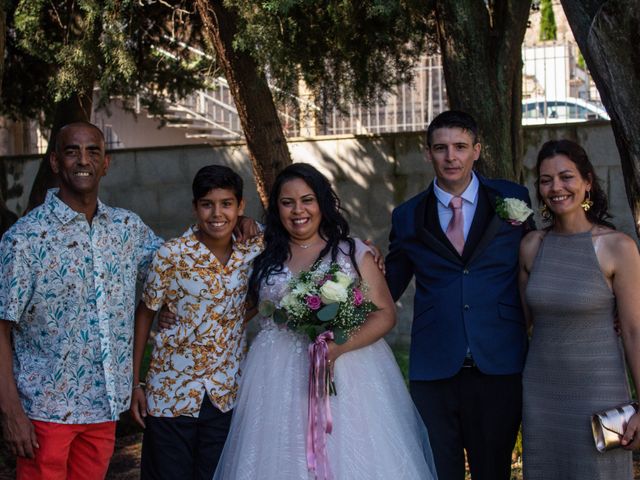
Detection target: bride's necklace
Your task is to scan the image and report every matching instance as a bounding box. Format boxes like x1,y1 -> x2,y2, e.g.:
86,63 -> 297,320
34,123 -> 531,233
291,239 -> 322,249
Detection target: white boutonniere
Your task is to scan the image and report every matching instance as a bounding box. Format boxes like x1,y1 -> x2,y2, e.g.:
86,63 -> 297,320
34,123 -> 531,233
496,197 -> 533,225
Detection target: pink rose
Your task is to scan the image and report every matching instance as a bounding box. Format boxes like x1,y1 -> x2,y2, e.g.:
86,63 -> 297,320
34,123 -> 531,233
306,295 -> 322,310
353,287 -> 363,306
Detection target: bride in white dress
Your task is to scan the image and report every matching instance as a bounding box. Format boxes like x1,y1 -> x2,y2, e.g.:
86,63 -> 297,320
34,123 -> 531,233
214,163 -> 437,480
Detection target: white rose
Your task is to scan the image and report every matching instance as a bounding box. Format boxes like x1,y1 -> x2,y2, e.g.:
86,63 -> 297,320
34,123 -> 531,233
333,271 -> 353,288
280,293 -> 299,311
504,198 -> 533,223
319,280 -> 349,304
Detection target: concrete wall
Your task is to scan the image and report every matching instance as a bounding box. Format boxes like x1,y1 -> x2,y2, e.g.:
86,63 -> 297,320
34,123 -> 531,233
2,121 -> 633,347
92,101 -> 208,150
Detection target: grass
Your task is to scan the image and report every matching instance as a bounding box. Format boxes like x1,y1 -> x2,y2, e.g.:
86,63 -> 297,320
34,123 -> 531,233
393,345 -> 410,381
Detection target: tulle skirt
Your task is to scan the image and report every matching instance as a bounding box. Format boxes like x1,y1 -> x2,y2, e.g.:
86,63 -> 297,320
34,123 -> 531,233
213,327 -> 437,480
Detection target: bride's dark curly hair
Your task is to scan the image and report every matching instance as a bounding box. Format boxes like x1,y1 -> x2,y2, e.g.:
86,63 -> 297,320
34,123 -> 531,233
248,163 -> 358,305
536,139 -> 614,229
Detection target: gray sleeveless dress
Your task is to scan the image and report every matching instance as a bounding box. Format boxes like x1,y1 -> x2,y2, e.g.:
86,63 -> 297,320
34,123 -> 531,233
522,230 -> 632,479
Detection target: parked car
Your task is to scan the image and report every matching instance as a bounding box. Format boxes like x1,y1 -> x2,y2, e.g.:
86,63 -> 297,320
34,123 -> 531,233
522,97 -> 610,125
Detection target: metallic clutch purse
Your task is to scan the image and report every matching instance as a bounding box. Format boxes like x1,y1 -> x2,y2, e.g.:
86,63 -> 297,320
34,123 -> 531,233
591,402 -> 638,452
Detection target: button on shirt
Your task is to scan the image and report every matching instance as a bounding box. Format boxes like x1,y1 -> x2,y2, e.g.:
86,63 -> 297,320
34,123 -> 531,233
142,227 -> 264,417
434,172 -> 480,240
0,189 -> 162,423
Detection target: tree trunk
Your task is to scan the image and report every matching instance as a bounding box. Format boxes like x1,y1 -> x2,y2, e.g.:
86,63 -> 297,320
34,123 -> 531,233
0,3 -> 5,97
0,120 -> 18,235
560,0 -> 640,237
433,0 -> 531,181
26,90 -> 93,212
0,6 -> 18,237
195,0 -> 292,207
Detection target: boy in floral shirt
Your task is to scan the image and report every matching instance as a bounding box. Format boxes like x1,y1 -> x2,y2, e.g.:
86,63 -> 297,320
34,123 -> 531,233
130,165 -> 262,479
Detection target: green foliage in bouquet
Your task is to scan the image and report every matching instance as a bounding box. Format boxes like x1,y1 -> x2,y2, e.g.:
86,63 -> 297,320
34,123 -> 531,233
258,262 -> 378,344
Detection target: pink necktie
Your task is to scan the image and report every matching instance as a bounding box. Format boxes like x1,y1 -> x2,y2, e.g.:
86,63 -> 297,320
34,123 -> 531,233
446,196 -> 465,255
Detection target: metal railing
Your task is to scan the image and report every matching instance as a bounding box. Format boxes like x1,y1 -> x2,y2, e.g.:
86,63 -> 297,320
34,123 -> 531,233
521,42 -> 606,124
319,55 -> 446,136
13,41 -> 607,153
159,41 -> 604,141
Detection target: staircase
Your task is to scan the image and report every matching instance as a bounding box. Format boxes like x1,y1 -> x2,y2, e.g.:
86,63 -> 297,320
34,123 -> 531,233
156,77 -> 312,140
150,46 -> 444,141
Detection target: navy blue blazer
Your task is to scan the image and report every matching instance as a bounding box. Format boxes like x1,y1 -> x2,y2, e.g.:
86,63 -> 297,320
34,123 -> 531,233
386,175 -> 532,381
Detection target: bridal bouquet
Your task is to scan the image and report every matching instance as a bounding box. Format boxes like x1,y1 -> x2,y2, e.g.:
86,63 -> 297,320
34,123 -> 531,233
259,262 -> 378,480
258,262 -> 378,344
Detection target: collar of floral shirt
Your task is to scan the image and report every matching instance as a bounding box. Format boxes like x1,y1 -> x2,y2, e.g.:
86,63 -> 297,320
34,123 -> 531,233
47,188 -> 111,225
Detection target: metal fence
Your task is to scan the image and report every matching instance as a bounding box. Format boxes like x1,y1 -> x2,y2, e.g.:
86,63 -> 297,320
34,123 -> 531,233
314,41 -> 605,136
521,42 -> 606,124
104,40 -> 607,147
12,41 -> 607,153
316,55 -> 447,136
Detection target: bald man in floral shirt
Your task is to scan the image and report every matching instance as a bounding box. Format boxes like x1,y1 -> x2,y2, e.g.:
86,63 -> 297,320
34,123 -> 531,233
0,123 -> 162,479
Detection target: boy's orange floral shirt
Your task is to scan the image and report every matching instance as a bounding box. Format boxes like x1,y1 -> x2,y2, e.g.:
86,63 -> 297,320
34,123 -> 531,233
142,226 -> 263,417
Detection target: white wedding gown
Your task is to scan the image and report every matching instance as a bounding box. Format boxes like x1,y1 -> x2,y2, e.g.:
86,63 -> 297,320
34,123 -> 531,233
214,240 -> 437,480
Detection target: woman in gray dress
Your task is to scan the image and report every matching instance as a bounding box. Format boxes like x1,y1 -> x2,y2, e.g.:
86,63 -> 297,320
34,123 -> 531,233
519,139 -> 640,479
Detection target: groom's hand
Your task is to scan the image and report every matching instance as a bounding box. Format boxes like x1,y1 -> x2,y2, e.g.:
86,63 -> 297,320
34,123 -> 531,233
363,239 -> 386,275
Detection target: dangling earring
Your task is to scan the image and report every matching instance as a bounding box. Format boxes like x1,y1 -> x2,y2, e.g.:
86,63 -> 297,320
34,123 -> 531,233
581,191 -> 594,212
540,204 -> 552,221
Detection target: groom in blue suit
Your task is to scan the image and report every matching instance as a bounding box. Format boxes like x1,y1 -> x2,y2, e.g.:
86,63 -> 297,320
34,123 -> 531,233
386,111 -> 532,480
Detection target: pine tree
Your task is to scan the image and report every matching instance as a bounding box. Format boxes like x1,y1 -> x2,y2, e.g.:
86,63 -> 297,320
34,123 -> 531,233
2,1 -> 216,210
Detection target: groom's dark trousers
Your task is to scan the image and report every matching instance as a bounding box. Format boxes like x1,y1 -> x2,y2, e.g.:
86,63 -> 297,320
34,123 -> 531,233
386,177 -> 531,480
411,370 -> 522,480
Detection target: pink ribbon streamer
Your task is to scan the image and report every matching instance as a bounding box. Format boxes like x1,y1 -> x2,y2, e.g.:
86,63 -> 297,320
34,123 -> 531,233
306,330 -> 334,480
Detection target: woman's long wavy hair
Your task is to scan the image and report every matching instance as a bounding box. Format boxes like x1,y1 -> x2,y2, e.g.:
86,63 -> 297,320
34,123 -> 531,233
536,139 -> 614,229
248,163 -> 358,305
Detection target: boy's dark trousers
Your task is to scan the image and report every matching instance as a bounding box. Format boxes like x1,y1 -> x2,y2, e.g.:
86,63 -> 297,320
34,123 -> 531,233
140,394 -> 233,480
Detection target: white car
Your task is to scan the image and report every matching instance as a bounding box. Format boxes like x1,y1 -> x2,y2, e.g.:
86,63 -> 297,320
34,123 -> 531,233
522,97 -> 610,125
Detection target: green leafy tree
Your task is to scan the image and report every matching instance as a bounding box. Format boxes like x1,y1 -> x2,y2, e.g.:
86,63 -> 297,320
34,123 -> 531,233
226,0 -> 429,108
539,0 -> 557,41
576,50 -> 586,70
2,0 -> 215,211
195,0 -> 429,203
195,0 -> 292,206
227,0 -> 531,181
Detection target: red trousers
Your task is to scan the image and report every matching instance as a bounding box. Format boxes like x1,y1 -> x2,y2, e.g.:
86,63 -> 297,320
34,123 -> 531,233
16,420 -> 116,480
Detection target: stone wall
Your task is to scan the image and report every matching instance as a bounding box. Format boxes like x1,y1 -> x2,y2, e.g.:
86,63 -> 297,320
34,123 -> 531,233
2,121 -> 633,347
